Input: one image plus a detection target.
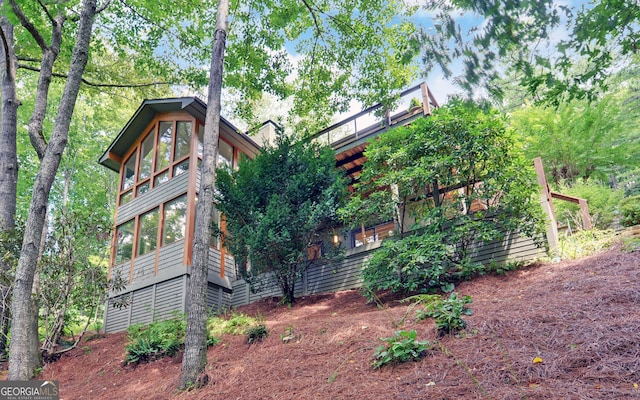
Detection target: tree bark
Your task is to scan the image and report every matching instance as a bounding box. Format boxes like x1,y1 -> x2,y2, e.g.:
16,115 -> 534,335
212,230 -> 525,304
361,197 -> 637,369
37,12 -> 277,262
0,0 -> 19,360
179,0 -> 229,389
8,0 -> 97,380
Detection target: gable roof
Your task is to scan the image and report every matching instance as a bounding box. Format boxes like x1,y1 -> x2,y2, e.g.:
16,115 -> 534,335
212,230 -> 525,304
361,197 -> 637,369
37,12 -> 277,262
98,97 -> 260,172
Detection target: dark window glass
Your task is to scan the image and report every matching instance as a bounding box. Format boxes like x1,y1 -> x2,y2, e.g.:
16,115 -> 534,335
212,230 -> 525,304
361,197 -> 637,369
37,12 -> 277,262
173,159 -> 189,177
122,154 -> 136,191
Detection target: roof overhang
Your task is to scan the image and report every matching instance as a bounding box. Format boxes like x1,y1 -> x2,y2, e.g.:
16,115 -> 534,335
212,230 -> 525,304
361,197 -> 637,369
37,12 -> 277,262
98,97 -> 261,172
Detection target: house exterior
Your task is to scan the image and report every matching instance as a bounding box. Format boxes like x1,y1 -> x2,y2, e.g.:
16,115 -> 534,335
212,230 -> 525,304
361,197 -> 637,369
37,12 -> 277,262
100,84 -> 545,333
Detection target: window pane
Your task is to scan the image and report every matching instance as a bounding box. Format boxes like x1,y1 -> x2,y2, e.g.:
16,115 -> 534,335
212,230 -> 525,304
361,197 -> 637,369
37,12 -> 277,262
115,220 -> 135,264
154,171 -> 169,187
218,139 -> 233,169
174,121 -> 192,161
354,228 -> 375,248
173,159 -> 189,177
122,154 -> 136,191
138,131 -> 155,180
156,121 -> 173,172
120,190 -> 133,205
138,208 -> 159,256
164,195 -> 187,245
137,181 -> 150,196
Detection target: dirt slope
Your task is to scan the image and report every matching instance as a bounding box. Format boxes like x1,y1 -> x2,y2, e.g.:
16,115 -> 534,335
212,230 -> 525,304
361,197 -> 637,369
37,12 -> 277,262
5,247 -> 640,399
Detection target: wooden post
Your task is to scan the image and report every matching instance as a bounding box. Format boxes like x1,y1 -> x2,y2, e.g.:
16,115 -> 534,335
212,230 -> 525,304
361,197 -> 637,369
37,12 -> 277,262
533,157 -> 559,252
578,199 -> 593,230
421,82 -> 431,115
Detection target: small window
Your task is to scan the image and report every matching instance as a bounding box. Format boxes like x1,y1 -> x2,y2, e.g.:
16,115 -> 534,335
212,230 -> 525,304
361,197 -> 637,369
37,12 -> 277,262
163,195 -> 187,245
156,121 -> 173,172
138,132 -> 155,180
138,208 -> 159,256
174,121 -> 192,161
122,154 -> 136,191
154,171 -> 169,187
120,190 -> 133,205
115,220 -> 135,264
137,181 -> 150,196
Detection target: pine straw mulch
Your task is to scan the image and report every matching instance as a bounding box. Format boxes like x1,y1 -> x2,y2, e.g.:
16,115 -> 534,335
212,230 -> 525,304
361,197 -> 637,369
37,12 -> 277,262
25,246 -> 640,399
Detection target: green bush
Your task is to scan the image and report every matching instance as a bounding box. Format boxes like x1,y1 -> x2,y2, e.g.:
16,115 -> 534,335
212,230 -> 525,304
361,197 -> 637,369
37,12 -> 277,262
246,324 -> 268,344
125,317 -> 186,365
553,180 -> 623,229
372,330 -> 431,369
208,312 -> 262,336
620,195 -> 640,227
414,293 -> 473,335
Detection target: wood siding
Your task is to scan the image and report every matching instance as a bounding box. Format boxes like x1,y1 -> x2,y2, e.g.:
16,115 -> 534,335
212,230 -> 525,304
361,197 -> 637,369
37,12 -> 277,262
231,230 -> 545,307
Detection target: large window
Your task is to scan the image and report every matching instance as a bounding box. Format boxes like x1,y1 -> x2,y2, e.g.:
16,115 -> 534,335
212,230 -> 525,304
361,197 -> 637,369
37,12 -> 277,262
352,221 -> 395,248
115,220 -> 135,264
138,208 -> 159,256
163,195 -> 187,245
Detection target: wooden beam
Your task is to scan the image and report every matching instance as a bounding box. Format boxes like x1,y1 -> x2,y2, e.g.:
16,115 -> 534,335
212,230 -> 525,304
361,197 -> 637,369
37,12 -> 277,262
533,157 -> 559,251
106,151 -> 123,164
421,82 -> 431,115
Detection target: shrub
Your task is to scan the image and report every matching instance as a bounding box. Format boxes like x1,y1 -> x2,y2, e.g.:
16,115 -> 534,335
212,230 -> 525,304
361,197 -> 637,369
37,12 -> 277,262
620,195 -> 640,227
413,293 -> 473,335
125,317 -> 186,365
246,324 -> 268,344
208,312 -> 261,336
372,330 -> 431,369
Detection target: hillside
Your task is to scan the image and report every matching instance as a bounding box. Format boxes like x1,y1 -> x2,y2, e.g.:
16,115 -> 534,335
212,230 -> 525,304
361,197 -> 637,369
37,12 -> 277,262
6,247 -> 640,399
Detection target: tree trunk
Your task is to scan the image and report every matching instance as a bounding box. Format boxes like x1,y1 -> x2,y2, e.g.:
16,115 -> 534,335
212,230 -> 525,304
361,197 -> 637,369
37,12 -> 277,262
8,0 -> 97,380
179,0 -> 229,390
0,4 -> 18,360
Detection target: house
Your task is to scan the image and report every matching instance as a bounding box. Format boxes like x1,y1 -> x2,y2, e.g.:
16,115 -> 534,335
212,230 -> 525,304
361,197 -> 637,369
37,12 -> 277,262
99,84 -> 544,333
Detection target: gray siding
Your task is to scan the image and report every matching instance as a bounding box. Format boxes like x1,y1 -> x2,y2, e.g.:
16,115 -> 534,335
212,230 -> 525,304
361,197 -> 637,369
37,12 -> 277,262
116,172 -> 189,225
231,230 -> 544,307
154,276 -> 186,321
104,302 -> 130,333
130,285 -> 154,325
207,283 -> 233,313
157,240 -> 185,276
131,251 -> 156,284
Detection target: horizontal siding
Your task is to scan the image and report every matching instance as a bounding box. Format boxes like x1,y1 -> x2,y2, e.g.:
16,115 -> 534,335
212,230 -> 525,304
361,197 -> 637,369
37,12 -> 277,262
207,248 -> 223,277
130,286 -> 154,325
104,302 -> 130,333
157,240 -> 185,275
131,251 -> 156,285
306,251 -> 372,295
232,280 -> 248,307
154,277 -> 185,321
117,172 -> 189,224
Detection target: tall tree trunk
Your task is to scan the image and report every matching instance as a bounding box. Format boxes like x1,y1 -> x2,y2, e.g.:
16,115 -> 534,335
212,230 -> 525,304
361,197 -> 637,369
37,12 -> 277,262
0,1 -> 19,360
179,0 -> 229,389
8,0 -> 97,380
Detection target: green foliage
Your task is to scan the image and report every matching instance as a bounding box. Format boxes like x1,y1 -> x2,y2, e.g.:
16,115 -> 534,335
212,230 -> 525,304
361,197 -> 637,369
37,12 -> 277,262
124,317 -> 186,365
419,0 -> 640,103
216,135 -> 346,304
620,195 -> 640,227
372,330 -> 431,369
208,312 -> 262,337
343,101 -> 543,297
413,293 -> 473,335
557,229 -> 616,260
552,180 -> 624,230
245,325 -> 268,344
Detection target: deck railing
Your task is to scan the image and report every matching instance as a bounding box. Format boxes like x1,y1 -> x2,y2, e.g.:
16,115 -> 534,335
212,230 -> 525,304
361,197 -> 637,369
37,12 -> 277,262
309,82 -> 439,149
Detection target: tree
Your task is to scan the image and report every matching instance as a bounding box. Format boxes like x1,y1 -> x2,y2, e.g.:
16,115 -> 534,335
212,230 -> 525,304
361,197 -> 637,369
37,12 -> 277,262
340,100 -> 543,297
8,0 -> 98,380
215,135 -> 346,305
418,0 -> 640,102
179,0 -> 228,389
0,0 -> 18,358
